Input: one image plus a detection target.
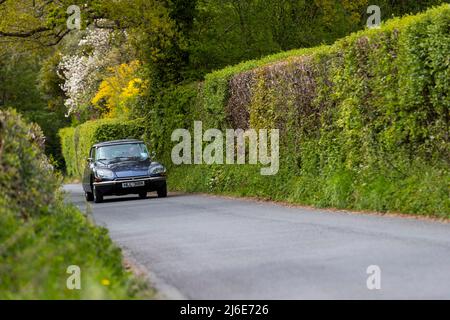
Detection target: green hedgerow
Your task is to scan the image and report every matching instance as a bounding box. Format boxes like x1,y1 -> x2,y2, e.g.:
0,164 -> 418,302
166,5 -> 450,217
59,118 -> 145,179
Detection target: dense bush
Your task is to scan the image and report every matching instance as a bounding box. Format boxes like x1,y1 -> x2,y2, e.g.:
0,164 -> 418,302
0,109 -> 150,299
59,118 -> 145,178
0,109 -> 59,219
163,5 -> 450,217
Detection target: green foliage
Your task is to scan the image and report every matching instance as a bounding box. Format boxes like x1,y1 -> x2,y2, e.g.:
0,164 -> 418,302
0,201 -> 149,299
59,118 -> 145,178
0,109 -> 150,299
2,0 -> 448,172
0,46 -> 70,170
188,0 -> 449,78
143,83 -> 199,164
56,4 -> 450,216
0,109 -> 59,219
164,4 -> 450,217
59,127 -> 77,177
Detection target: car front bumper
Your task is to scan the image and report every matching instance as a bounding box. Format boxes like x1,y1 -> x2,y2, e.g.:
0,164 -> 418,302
93,176 -> 166,195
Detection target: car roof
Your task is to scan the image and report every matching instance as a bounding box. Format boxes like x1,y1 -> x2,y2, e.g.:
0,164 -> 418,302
93,139 -> 144,148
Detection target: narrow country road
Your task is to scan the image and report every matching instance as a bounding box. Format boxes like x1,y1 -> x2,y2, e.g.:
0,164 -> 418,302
64,184 -> 450,299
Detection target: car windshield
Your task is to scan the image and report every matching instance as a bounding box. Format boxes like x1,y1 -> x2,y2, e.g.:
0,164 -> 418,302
96,143 -> 150,162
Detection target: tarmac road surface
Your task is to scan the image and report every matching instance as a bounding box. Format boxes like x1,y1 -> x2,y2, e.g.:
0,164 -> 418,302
64,184 -> 450,299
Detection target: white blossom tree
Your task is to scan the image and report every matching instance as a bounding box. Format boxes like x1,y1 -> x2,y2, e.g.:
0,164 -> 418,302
58,26 -> 124,117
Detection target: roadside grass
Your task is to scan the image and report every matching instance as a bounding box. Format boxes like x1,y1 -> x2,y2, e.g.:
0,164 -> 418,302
0,109 -> 154,299
167,163 -> 450,219
62,176 -> 81,184
0,197 -> 155,299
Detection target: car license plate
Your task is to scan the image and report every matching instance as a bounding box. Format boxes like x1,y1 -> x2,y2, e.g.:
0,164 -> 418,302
122,181 -> 145,188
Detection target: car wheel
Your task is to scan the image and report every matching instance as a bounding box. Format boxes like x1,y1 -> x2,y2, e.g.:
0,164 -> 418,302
93,185 -> 103,203
138,191 -> 147,199
157,182 -> 167,198
85,191 -> 94,202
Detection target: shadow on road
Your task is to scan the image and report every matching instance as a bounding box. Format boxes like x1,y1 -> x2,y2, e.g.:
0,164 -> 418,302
97,192 -> 190,203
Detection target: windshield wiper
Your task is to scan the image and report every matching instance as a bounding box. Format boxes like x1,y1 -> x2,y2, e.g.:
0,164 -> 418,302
96,157 -> 124,164
97,156 -> 141,163
107,156 -> 137,163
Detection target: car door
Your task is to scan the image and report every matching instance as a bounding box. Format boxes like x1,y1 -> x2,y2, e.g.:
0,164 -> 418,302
82,147 -> 95,192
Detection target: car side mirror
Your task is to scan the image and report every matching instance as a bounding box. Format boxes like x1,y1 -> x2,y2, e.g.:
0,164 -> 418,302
86,157 -> 93,162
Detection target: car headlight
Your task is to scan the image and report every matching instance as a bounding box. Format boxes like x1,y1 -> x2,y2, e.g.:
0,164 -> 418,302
149,165 -> 166,175
96,168 -> 115,179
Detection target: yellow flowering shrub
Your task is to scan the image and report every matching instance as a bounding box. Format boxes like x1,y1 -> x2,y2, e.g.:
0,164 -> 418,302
92,60 -> 147,118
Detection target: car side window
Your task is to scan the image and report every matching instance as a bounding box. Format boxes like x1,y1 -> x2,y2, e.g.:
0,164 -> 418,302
90,147 -> 95,159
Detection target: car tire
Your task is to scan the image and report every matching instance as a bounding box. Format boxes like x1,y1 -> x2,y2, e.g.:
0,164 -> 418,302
85,191 -> 94,202
93,185 -> 103,203
157,182 -> 167,198
138,191 -> 147,199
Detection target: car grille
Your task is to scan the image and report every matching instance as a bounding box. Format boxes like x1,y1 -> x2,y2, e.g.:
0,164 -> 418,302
115,176 -> 149,181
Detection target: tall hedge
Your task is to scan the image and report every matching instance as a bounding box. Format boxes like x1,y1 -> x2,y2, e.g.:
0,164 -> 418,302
59,118 -> 145,178
161,5 -> 449,216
